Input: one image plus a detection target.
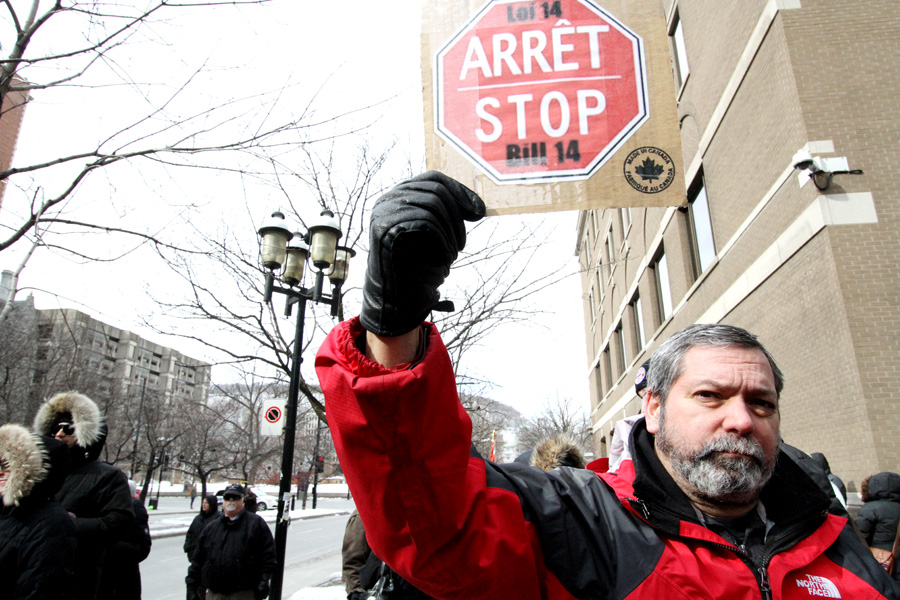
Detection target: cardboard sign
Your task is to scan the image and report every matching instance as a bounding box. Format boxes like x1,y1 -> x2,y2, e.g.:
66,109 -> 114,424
423,0 -> 686,214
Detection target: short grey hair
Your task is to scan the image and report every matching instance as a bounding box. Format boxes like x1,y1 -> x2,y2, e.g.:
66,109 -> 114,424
646,324 -> 784,404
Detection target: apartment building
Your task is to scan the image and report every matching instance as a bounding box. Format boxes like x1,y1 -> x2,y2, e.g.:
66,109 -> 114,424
577,0 -> 899,491
35,307 -> 210,405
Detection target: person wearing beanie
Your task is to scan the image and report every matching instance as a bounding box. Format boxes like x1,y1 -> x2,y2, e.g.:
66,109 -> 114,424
184,493 -> 219,560
0,423 -> 77,598
32,391 -> 135,600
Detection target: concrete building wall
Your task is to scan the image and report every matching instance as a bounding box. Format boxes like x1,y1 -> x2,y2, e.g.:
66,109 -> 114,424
577,0 -> 899,492
36,308 -> 211,405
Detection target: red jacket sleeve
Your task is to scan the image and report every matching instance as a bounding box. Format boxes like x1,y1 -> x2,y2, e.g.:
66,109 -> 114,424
316,318 -> 552,600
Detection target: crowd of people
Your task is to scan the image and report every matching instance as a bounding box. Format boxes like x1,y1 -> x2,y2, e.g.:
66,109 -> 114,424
0,391 -> 150,599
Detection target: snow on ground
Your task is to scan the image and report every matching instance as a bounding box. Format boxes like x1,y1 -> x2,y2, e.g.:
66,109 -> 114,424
288,587 -> 346,600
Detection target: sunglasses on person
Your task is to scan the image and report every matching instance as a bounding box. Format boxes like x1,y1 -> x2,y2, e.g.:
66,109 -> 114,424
53,423 -> 76,436
223,493 -> 242,501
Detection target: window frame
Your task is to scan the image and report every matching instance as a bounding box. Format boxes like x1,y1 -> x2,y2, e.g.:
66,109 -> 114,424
669,10 -> 690,92
651,247 -> 673,323
687,171 -> 716,278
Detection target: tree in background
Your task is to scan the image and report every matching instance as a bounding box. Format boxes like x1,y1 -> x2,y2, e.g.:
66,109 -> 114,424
460,392 -> 523,462
0,0 -> 366,327
517,394 -> 593,458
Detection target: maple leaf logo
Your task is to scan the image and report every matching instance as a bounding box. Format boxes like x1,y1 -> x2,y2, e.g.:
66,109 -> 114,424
635,158 -> 664,181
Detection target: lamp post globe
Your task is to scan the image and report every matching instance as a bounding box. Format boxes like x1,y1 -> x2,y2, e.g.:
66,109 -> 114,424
257,210 -> 293,270
283,233 -> 309,287
307,209 -> 342,270
327,246 -> 356,286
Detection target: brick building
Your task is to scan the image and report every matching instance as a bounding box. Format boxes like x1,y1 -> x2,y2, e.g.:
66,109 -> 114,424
577,0 -> 899,494
0,81 -> 29,209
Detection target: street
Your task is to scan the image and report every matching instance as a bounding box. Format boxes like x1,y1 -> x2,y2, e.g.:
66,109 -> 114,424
142,497 -> 354,600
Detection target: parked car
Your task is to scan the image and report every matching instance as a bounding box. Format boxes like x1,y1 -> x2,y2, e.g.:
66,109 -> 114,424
214,488 -> 278,511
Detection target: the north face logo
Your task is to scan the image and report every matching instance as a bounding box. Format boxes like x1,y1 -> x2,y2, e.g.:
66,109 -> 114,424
795,575 -> 841,598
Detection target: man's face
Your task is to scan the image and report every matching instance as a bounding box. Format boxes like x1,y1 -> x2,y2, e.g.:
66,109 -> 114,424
645,345 -> 780,515
0,461 -> 8,495
53,422 -> 78,448
223,493 -> 244,517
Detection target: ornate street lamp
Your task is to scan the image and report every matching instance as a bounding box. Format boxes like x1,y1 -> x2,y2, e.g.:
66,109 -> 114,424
256,207 -> 353,600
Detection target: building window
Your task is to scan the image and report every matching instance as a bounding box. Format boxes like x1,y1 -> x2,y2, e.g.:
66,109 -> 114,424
593,364 -> 605,399
588,286 -> 597,326
619,208 -> 632,238
614,323 -> 627,377
687,172 -> 716,277
604,231 -> 615,279
630,294 -> 645,352
670,10 -> 690,90
651,248 -> 673,322
596,255 -> 604,298
602,347 -> 612,395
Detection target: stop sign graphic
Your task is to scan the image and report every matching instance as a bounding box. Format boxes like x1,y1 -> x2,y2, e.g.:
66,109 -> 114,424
435,0 -> 648,184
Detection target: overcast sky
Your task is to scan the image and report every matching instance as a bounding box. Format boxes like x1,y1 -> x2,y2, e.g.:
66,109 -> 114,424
2,0 -> 588,417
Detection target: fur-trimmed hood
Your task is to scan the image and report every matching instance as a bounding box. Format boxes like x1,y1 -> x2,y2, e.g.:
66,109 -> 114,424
530,434 -> 586,472
0,424 -> 70,507
33,391 -> 105,457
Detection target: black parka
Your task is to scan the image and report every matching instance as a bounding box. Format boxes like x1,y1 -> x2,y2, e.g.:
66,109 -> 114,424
0,426 -> 77,600
185,509 -> 276,594
183,495 -> 218,559
32,392 -> 135,600
858,472 -> 900,551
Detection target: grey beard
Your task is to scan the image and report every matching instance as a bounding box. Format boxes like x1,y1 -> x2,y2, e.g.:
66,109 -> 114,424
657,416 -> 776,505
224,501 -> 239,513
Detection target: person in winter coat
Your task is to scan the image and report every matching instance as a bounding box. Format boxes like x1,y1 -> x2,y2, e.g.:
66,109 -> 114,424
808,451 -> 849,510
98,480 -> 152,600
315,171 -> 900,600
0,424 -> 77,599
342,508 -> 434,600
858,472 -> 900,581
518,434 -> 586,471
186,484 -> 276,600
32,391 -> 136,600
184,494 -> 219,560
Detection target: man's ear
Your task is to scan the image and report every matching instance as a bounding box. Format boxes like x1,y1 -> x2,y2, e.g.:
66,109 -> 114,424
645,391 -> 661,434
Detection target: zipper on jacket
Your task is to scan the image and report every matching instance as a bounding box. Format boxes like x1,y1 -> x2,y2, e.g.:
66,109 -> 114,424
758,567 -> 772,600
634,498 -> 777,599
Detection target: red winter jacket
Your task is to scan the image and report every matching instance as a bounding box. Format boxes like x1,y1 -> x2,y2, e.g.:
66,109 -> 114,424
317,319 -> 900,600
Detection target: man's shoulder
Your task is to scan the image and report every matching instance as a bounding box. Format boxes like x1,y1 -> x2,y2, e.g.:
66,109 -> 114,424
245,510 -> 269,527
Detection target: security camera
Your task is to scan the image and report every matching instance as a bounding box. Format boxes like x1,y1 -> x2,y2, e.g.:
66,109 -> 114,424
792,149 -> 814,171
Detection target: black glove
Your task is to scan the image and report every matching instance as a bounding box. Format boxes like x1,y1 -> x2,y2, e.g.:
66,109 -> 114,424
186,589 -> 204,600
361,171 -> 486,336
255,580 -> 270,600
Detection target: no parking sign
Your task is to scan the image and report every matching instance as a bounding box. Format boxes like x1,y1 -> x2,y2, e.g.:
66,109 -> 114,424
260,399 -> 285,437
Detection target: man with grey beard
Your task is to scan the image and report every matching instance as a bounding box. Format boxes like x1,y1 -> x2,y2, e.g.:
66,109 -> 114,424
318,172 -> 899,600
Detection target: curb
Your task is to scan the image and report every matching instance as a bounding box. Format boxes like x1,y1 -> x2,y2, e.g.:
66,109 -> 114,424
151,509 -> 352,539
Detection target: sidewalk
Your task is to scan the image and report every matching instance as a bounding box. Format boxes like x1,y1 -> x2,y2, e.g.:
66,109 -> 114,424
150,506 -> 352,539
